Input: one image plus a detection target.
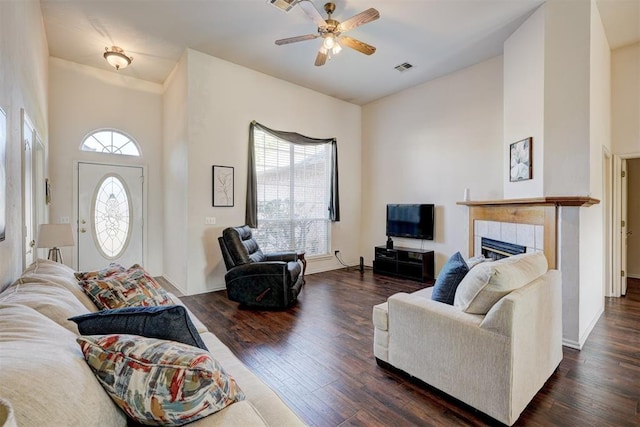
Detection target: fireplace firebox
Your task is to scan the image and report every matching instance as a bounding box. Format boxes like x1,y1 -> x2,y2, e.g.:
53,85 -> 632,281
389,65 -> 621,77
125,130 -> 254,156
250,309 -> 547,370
481,237 -> 526,261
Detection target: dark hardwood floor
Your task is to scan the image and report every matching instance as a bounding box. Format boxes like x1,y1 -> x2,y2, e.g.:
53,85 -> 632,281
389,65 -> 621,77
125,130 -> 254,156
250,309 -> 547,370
180,271 -> 640,426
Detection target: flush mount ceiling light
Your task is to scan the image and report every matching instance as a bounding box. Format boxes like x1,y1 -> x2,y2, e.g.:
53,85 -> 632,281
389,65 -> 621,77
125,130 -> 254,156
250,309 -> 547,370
103,46 -> 133,70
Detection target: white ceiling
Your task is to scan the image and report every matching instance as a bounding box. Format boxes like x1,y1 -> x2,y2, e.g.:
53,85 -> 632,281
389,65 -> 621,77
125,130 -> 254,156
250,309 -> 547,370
40,0 -> 640,105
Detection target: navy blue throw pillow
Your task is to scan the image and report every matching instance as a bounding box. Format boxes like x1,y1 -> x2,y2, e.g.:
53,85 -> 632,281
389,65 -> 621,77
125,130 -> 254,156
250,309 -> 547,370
431,252 -> 469,305
69,305 -> 208,351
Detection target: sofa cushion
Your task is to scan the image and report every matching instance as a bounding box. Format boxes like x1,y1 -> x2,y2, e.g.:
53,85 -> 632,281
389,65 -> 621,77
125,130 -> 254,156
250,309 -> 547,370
77,334 -> 245,426
431,252 -> 469,305
20,259 -> 98,311
454,252 -> 548,314
80,265 -> 171,310
70,305 -> 208,350
0,304 -> 127,427
466,255 -> 489,270
0,281 -> 90,333
75,263 -> 126,281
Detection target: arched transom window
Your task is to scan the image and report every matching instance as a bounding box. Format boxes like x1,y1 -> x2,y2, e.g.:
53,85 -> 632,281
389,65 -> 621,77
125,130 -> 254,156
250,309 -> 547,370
81,129 -> 140,156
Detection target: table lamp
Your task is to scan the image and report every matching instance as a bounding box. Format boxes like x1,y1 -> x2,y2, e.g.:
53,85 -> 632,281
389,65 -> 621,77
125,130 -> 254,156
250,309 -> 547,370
37,224 -> 75,264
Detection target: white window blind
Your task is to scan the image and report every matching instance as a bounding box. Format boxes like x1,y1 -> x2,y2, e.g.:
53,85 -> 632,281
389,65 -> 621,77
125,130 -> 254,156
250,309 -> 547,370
252,128 -> 331,256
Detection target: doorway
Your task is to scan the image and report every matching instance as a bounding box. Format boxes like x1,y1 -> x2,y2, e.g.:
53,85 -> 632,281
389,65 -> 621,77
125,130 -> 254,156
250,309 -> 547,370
76,162 -> 144,271
613,154 -> 640,297
625,159 -> 640,292
21,110 -> 45,269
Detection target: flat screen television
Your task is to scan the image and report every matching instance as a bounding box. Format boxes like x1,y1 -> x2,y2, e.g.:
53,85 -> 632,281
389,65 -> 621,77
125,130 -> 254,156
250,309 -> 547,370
386,204 -> 434,240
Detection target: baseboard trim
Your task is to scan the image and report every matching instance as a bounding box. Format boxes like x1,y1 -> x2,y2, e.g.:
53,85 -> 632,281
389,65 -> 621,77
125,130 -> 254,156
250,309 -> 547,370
628,274 -> 640,279
157,275 -> 188,296
562,338 -> 582,350
578,305 -> 604,348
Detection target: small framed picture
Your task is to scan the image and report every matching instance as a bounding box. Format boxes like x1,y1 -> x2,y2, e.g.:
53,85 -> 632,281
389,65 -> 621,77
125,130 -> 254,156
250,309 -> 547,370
212,165 -> 234,207
509,137 -> 532,182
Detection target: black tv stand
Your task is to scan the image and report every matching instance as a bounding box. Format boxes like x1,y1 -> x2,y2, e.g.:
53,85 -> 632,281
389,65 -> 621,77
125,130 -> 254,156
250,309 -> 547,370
373,245 -> 435,283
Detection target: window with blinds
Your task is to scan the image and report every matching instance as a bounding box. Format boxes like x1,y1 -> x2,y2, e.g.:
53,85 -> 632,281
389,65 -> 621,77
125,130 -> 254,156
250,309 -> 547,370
252,128 -> 331,256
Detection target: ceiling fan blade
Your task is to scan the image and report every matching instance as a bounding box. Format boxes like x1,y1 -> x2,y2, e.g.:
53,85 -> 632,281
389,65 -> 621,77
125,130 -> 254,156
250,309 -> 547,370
299,0 -> 327,28
338,8 -> 380,33
314,49 -> 328,66
340,36 -> 376,55
275,34 -> 319,45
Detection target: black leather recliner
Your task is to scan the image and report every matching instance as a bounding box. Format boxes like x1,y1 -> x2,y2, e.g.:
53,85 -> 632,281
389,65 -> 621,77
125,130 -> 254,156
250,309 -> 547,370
218,225 -> 304,309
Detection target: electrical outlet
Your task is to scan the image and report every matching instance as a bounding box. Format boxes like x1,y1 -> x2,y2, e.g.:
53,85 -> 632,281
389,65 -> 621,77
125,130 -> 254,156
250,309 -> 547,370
60,216 -> 70,224
205,217 -> 216,225
334,250 -> 340,256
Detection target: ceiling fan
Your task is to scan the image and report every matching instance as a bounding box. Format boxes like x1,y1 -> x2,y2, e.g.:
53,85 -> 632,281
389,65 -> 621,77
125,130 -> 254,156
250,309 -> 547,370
275,1 -> 380,66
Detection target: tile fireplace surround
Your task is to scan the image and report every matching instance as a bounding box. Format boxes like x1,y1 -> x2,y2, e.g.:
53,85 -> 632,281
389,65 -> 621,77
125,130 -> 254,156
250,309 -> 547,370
458,196 -> 600,349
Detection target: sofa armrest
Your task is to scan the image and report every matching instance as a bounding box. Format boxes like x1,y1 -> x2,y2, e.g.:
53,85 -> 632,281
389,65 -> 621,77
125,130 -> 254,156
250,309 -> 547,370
480,269 -> 563,419
480,270 -> 562,337
264,251 -> 297,262
225,261 -> 289,279
387,293 -> 513,422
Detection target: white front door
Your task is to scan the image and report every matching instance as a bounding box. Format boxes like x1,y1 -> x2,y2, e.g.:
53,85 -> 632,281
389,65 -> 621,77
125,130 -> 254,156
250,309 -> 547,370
77,162 -> 144,271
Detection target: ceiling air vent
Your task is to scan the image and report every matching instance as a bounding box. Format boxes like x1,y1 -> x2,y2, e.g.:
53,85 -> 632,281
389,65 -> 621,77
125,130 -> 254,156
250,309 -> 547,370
268,0 -> 299,12
394,62 -> 414,72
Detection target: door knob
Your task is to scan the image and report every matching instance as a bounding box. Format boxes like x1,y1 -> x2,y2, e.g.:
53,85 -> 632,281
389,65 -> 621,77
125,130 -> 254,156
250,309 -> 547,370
81,219 -> 86,224
29,239 -> 35,248
80,228 -> 86,233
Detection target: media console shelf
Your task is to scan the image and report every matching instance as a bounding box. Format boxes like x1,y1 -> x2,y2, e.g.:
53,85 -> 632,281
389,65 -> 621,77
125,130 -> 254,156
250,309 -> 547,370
373,246 -> 435,283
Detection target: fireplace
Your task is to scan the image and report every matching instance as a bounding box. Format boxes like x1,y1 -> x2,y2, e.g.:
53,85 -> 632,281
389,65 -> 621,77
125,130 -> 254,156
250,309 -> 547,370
481,237 -> 526,261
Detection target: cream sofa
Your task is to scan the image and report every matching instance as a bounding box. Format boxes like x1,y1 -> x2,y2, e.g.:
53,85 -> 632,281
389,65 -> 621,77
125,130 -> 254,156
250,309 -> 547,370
0,259 -> 305,427
373,252 -> 562,426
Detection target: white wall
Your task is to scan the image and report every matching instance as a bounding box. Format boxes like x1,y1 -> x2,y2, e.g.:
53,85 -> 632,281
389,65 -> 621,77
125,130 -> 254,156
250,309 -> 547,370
543,0 -> 591,197
164,49 -> 362,295
162,54 -> 190,290
577,0 -> 610,347
503,5 -> 545,199
502,0 -> 606,348
0,0 -> 48,289
611,42 -> 640,154
48,58 -> 164,275
361,57 -> 504,272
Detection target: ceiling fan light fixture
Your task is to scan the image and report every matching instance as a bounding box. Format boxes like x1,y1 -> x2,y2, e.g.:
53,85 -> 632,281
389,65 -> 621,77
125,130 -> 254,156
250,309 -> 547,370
332,41 -> 342,55
104,46 -> 133,70
323,34 -> 336,50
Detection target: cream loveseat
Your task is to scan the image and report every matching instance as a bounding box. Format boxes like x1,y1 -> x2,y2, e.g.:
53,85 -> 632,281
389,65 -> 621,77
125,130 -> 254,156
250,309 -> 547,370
0,259 -> 305,427
373,252 -> 562,426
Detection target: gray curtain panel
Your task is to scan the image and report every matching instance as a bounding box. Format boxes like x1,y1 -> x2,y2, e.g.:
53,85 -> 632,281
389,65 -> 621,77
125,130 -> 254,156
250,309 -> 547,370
246,121 -> 340,228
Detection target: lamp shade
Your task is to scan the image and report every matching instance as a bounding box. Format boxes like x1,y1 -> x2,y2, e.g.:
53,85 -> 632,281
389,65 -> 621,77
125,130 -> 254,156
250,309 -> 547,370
37,224 -> 75,248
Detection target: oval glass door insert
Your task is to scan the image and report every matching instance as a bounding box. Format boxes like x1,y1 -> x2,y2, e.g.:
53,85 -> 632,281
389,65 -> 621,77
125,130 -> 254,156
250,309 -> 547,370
92,174 -> 132,259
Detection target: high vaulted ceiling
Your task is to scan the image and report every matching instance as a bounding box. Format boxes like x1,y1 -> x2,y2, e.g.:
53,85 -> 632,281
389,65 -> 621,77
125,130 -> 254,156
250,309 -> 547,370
41,0 -> 640,105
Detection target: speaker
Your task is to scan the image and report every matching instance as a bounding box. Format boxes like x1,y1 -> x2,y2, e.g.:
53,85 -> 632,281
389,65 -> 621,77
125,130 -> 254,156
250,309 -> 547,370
359,256 -> 364,273
386,236 -> 394,249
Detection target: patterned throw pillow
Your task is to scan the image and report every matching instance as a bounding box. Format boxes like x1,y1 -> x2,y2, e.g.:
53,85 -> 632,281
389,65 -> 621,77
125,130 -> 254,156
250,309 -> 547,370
74,263 -> 126,281
77,335 -> 245,426
80,265 -> 171,310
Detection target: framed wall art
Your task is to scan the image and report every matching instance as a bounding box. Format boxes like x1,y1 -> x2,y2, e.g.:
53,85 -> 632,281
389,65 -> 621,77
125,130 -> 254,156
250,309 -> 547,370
212,165 -> 234,207
509,137 -> 532,182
